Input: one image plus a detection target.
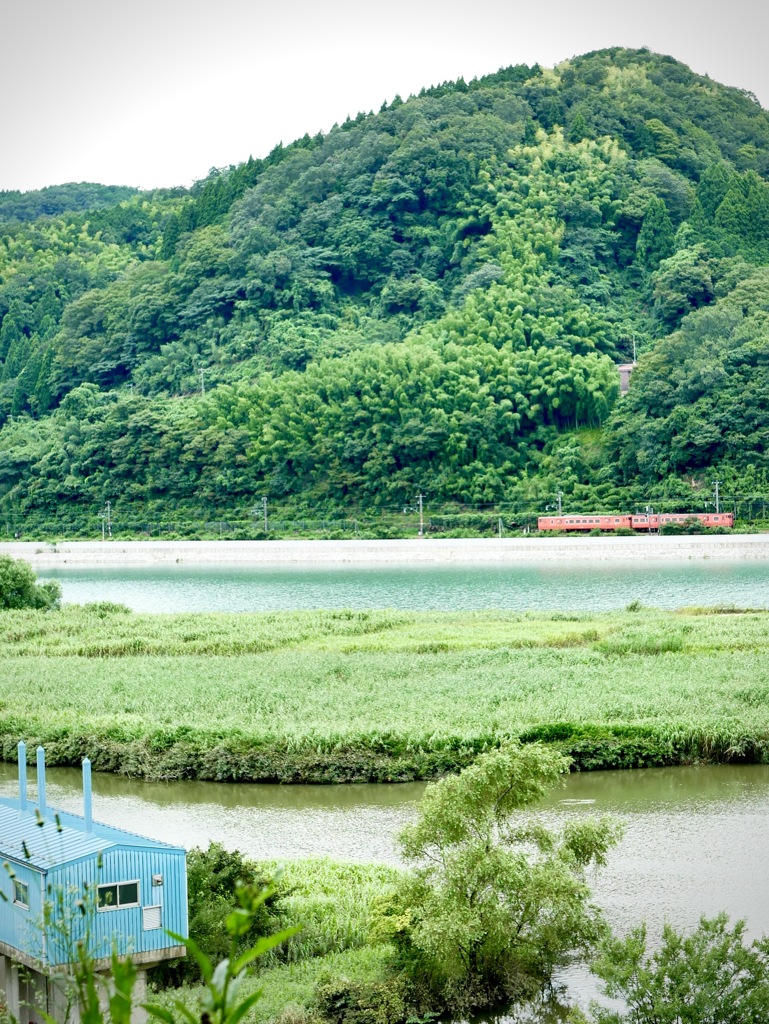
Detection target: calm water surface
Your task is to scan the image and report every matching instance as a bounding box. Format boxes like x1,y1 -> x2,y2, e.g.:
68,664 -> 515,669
2,762 -> 767,938
2,763 -> 766,1016
42,561 -> 769,611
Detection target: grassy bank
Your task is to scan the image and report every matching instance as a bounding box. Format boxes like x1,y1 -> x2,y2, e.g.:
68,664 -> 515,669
2,605 -> 769,780
151,853 -> 400,1024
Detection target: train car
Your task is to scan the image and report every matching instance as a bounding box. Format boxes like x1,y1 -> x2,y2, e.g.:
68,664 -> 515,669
537,514 -> 633,531
631,512 -> 734,530
538,512 -> 734,532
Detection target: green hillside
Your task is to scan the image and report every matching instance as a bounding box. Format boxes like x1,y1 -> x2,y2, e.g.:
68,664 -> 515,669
1,48 -> 768,535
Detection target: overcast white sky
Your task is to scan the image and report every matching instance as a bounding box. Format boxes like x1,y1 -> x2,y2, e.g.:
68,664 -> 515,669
1,0 -> 767,193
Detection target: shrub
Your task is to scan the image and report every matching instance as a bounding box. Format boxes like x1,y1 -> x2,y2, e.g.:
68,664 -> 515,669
375,744 -> 622,1015
149,844 -> 278,987
590,914 -> 769,1023
315,978 -> 407,1024
0,555 -> 61,610
81,601 -> 133,617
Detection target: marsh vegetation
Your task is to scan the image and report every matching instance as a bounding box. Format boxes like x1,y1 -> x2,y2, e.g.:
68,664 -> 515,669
1,604 -> 768,781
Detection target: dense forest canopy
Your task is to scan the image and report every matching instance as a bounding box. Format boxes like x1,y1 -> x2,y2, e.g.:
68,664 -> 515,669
0,183 -> 140,224
1,47 -> 769,531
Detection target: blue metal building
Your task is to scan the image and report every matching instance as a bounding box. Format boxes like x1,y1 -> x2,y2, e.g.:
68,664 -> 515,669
0,744 -> 187,1023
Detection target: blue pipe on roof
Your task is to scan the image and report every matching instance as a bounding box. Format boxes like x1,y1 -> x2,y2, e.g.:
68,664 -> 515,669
82,758 -> 92,831
36,746 -> 46,820
18,740 -> 27,812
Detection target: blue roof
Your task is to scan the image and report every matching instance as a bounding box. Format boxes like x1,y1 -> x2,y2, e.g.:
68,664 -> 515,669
0,798 -> 183,870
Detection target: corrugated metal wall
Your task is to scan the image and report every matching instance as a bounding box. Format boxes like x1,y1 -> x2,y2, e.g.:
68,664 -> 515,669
0,861 -> 45,960
48,846 -> 187,965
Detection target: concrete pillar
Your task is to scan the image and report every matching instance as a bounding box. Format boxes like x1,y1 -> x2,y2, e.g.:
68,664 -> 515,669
18,966 -> 47,1024
130,970 -> 147,1024
7,962 -> 20,1021
0,956 -> 8,1013
47,975 -> 76,1024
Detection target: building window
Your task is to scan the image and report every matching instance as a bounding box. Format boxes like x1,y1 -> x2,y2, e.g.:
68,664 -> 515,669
98,881 -> 140,910
13,880 -> 29,908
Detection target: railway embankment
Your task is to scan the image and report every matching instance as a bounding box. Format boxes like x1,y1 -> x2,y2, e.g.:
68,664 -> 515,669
2,534 -> 769,569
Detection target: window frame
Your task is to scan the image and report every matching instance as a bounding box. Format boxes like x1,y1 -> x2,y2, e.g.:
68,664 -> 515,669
97,879 -> 141,912
13,880 -> 29,909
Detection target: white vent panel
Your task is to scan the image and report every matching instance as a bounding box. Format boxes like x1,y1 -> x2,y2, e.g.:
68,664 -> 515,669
143,905 -> 162,930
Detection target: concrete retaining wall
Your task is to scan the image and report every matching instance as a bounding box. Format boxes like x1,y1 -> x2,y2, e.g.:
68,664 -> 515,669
1,535 -> 769,569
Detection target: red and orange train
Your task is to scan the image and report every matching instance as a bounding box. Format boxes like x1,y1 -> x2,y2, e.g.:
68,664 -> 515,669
537,512 -> 734,532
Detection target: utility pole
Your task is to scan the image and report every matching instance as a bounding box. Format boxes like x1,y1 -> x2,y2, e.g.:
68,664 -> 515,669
416,494 -> 424,537
498,516 -> 503,539
262,496 -> 268,534
105,501 -> 112,538
714,480 -> 720,514
557,491 -> 563,515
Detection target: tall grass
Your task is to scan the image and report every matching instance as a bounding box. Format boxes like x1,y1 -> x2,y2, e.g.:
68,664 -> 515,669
1,608 -> 769,779
267,859 -> 399,963
149,856 -> 397,1023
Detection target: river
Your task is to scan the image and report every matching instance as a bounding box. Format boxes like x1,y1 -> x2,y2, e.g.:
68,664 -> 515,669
2,761 -> 767,1015
40,560 -> 769,611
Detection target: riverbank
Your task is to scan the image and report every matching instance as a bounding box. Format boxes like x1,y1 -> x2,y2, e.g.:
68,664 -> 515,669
2,606 -> 769,782
2,534 -> 769,569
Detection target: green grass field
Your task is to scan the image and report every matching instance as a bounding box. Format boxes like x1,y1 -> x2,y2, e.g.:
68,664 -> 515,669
1,605 -> 769,780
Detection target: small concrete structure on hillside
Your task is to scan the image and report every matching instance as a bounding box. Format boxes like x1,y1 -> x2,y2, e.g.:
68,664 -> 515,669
617,361 -> 636,393
0,744 -> 187,1023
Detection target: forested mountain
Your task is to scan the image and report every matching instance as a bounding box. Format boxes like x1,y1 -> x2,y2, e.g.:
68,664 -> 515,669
0,183 -> 140,224
1,47 -> 769,532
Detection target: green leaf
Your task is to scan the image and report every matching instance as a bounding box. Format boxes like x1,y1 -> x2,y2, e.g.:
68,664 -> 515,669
143,1004 -> 176,1024
231,926 -> 301,974
223,988 -> 263,1024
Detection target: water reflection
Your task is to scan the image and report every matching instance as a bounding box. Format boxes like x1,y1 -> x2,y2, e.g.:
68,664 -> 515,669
0,763 -> 424,863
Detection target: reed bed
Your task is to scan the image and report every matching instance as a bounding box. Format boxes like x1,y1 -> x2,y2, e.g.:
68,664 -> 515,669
1,607 -> 769,780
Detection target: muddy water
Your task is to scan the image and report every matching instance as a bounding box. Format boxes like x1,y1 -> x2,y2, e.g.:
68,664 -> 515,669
3,762 -> 768,1015
2,762 -> 767,937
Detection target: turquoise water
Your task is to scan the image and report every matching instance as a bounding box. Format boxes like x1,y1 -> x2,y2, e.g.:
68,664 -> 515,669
42,560 -> 769,612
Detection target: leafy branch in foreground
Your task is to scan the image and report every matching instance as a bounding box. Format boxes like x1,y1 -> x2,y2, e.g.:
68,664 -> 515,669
588,913 -> 769,1024
148,879 -> 298,1024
